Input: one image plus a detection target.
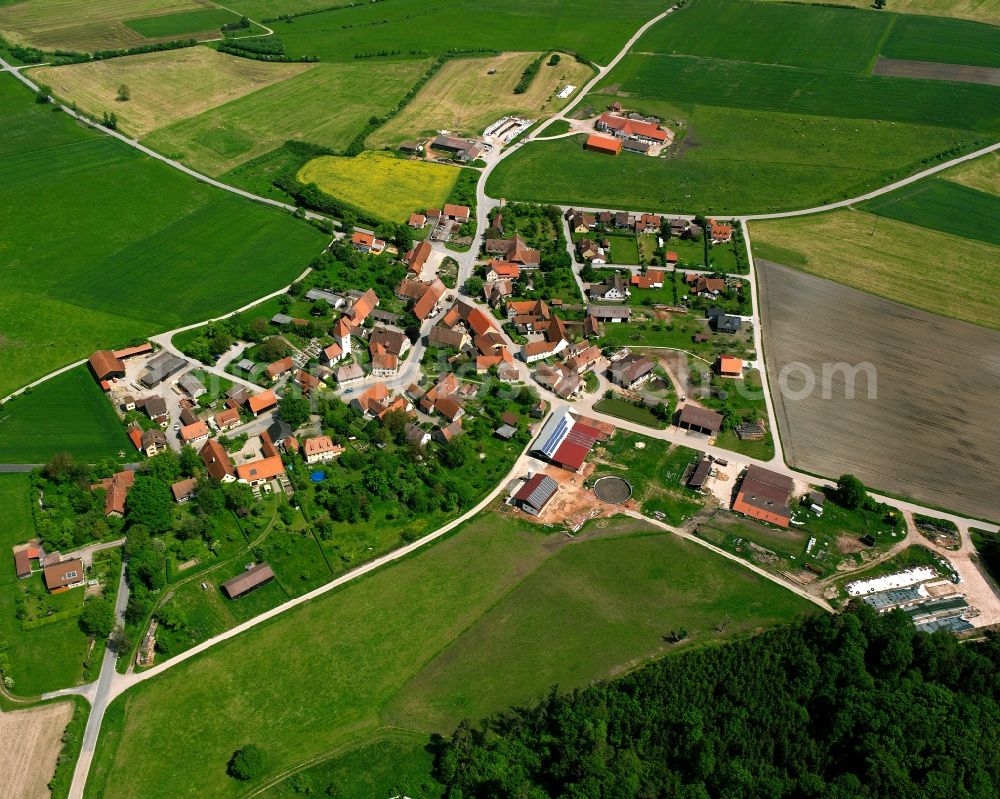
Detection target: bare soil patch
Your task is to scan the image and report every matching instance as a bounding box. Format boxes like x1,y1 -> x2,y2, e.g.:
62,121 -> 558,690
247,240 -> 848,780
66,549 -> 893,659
0,701 -> 74,799
758,260 -> 1000,521
873,57 -> 1000,87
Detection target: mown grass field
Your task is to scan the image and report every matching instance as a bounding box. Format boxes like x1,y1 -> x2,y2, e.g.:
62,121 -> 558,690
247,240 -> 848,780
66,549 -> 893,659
370,51 -> 593,147
270,0 -> 667,63
0,366 -> 132,463
858,178 -> 1000,245
638,0 -> 892,72
488,0 -> 1000,213
297,151 -> 459,222
0,473 -> 95,695
750,208 -> 1000,330
32,48 -> 310,139
143,59 -> 429,175
0,75 -> 324,396
86,513 -> 814,798
757,0 -> 1000,26
593,397 -> 665,428
123,7 -> 240,38
942,151 -> 1000,194
881,13 -> 1000,68
0,0 -> 211,51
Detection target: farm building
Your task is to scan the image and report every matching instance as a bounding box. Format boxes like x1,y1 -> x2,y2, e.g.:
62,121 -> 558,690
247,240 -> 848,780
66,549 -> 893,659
140,352 -> 188,388
88,350 -> 125,383
677,404 -> 723,436
406,240 -> 432,273
178,372 -> 207,398
732,465 -> 794,528
247,389 -> 278,417
584,134 -> 622,155
430,136 -> 483,162
688,459 -> 712,490
222,562 -> 275,599
513,474 -> 559,516
530,408 -> 602,472
596,112 -> 668,144
609,354 -> 655,389
586,306 -> 631,323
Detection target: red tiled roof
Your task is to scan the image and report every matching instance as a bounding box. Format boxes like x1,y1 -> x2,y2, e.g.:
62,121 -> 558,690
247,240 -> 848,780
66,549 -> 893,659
584,134 -> 622,155
200,439 -> 236,482
247,389 -> 278,415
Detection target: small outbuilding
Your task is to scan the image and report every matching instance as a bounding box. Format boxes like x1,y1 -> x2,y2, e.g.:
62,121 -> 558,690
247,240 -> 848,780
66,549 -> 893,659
221,562 -> 275,599
513,474 -> 559,516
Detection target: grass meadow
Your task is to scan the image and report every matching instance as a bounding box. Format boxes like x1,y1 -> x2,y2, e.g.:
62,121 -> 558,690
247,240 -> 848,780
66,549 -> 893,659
143,59 -> 429,175
755,0 -> 1000,26
0,0 -> 210,51
750,208 -> 1000,330
370,51 -> 594,147
123,7 -> 241,39
297,151 -> 460,222
0,74 -> 324,396
86,513 -> 815,798
942,151 -> 1000,194
488,1 -> 1000,213
0,367 -> 133,463
0,473 -> 95,695
858,178 -> 1000,245
269,0 -> 668,64
32,49 -> 310,139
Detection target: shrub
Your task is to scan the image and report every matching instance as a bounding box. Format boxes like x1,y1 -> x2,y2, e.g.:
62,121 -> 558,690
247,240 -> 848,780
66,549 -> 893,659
227,745 -> 265,781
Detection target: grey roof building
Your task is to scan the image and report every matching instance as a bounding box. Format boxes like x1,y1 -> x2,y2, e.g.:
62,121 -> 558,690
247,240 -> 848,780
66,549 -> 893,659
140,352 -> 188,388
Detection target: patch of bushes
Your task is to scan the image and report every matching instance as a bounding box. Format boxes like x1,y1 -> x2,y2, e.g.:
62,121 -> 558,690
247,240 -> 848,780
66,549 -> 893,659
218,36 -> 319,62
514,54 -> 544,94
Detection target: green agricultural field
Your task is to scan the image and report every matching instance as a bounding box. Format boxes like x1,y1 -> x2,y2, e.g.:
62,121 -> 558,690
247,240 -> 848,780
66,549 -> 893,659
880,13 -> 1000,68
87,513 -> 815,798
124,7 -> 242,38
143,59 -> 430,175
858,178 -> 1000,245
638,0 -> 892,73
297,151 -> 460,222
489,0 -> 1000,214
268,0 -> 669,64
0,74 -> 324,396
751,208 -> 1000,330
0,367 -> 132,464
756,0 -> 1000,27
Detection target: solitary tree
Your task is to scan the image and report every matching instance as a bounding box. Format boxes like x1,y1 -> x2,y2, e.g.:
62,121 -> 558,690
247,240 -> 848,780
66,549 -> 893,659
836,474 -> 868,509
79,598 -> 115,638
116,83 -> 130,101
463,275 -> 484,297
227,745 -> 265,781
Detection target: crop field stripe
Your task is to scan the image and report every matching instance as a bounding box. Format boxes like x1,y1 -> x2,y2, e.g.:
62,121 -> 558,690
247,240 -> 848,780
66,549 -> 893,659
880,13 -> 1000,69
123,8 -> 241,39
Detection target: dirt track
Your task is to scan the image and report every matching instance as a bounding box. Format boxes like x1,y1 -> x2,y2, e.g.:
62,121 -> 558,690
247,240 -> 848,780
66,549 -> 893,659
757,260 -> 1000,521
0,701 -> 73,799
873,57 -> 1000,86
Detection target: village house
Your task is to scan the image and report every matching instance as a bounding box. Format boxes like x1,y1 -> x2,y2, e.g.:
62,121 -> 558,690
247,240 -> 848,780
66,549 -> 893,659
303,436 -> 344,464
485,261 -> 521,282
265,357 -> 294,381
295,369 -> 321,395
686,274 -> 726,296
139,427 -> 167,457
669,217 -> 688,237
213,407 -> 241,432
408,212 -> 427,229
405,422 -> 431,448
566,210 -> 597,233
236,432 -> 286,489
44,557 -> 85,593
442,203 -> 471,223
565,344 -> 602,373
92,470 -> 135,517
369,327 -> 410,359
483,279 -> 514,307
200,438 -> 237,482
630,269 -> 665,290
434,418 -> 464,444
334,363 -> 365,385
345,288 -> 379,327
484,234 -> 540,266
171,478 -> 198,504
428,324 -> 469,350
267,420 -> 294,449
732,466 -> 794,528
534,362 -> 581,399
609,354 -> 656,389
406,240 -> 432,274
588,273 -> 630,301
351,231 -> 386,253
179,420 -> 210,446
371,351 -> 399,377
138,395 -> 168,425
506,299 -> 551,332
708,307 -> 742,334
435,396 -> 465,422
717,355 -> 743,378
708,218 -> 733,244
577,238 -> 607,263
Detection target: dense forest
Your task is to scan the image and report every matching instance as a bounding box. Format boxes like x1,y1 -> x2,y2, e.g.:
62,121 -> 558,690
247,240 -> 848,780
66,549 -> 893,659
435,606 -> 999,798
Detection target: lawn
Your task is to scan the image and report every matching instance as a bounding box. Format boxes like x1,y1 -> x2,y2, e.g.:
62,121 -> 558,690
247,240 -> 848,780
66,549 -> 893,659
880,13 -> 1000,69
593,397 -> 665,428
0,0 -> 210,51
86,513 -> 815,798
369,51 -> 594,147
750,208 -> 1000,330
638,0 -> 892,73
297,151 -> 460,222
606,233 -> 640,264
857,178 -> 1000,246
143,59 -> 430,175
0,74 -> 325,396
123,7 -> 242,39
0,367 -> 132,463
32,48 -> 310,139
269,0 -> 670,64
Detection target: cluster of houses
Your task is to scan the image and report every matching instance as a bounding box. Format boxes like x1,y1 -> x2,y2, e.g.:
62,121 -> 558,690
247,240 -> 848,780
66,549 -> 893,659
400,135 -> 485,163
12,543 -> 86,594
405,204 -> 471,245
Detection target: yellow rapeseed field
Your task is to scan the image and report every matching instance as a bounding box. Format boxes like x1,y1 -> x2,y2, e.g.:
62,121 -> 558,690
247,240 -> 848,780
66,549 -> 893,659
297,152 -> 461,222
